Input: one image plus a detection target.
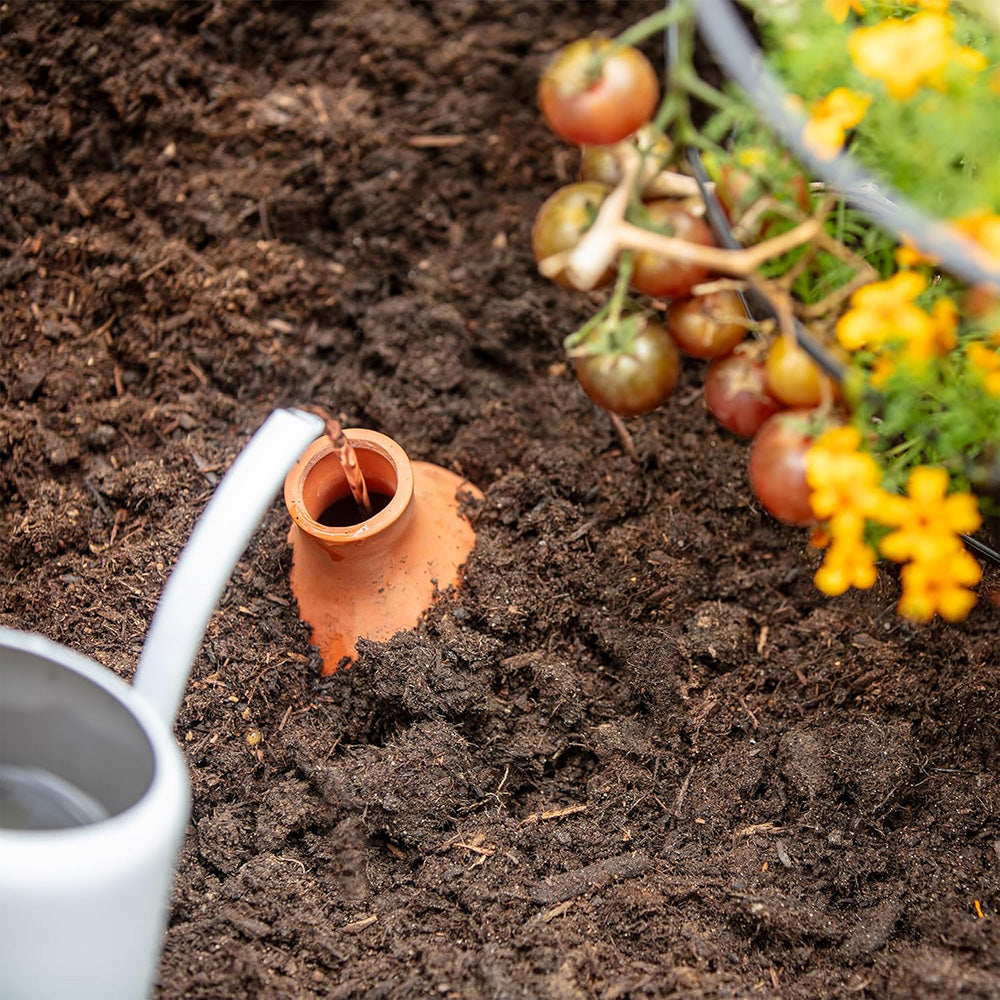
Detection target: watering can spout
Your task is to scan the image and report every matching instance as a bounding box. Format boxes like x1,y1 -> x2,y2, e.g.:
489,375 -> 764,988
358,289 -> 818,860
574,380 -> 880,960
133,408 -> 324,727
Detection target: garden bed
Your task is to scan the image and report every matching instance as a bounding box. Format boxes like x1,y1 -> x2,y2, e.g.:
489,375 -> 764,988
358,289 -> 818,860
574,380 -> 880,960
2,2 -> 998,996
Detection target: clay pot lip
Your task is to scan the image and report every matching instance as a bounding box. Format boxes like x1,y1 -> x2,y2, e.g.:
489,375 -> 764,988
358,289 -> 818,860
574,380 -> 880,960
284,428 -> 414,543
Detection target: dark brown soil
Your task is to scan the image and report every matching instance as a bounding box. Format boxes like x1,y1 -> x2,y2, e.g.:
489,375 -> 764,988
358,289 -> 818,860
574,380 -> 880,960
2,3 -> 999,997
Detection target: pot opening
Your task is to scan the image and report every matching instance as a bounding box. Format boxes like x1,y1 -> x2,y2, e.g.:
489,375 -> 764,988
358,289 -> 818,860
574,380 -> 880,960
302,448 -> 399,528
317,491 -> 394,527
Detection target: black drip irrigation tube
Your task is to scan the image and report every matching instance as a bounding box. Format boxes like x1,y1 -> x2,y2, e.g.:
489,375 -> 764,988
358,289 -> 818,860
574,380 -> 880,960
663,4 -> 1000,568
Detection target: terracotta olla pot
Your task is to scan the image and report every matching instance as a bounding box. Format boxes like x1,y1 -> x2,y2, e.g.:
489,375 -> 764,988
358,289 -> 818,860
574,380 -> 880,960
284,429 -> 481,674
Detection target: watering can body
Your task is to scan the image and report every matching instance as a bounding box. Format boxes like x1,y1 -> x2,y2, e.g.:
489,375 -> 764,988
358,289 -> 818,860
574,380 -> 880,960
0,631 -> 190,1000
0,408 -> 324,999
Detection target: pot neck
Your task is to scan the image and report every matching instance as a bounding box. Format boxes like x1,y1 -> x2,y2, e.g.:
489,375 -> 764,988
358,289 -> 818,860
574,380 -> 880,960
284,430 -> 416,555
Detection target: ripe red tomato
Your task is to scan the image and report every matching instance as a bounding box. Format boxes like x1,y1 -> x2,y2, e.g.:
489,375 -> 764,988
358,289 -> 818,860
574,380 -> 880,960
539,39 -> 659,147
748,410 -> 819,526
668,290 -> 748,359
532,181 -> 613,289
704,349 -> 783,437
574,318 -> 680,417
630,200 -> 715,299
764,336 -> 839,408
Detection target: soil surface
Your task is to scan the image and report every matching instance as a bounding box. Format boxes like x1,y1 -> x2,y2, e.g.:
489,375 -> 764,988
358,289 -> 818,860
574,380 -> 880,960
2,3 -> 999,998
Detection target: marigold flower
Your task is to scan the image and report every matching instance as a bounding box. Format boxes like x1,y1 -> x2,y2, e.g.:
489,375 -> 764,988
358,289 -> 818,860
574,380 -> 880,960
952,211 -> 1000,269
848,12 -> 983,99
952,46 -> 988,71
836,271 -> 932,352
824,0 -> 865,22
898,547 -> 983,622
879,467 -> 981,563
802,87 -> 872,159
809,526 -> 832,550
905,296 -> 958,361
895,243 -> 934,269
870,355 -> 896,387
814,536 -> 878,595
968,341 -> 1000,395
805,426 -> 884,521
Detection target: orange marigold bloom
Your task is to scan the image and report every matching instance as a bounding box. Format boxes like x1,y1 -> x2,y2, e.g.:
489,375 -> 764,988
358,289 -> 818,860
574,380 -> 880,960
952,211 -> 1000,269
968,341 -> 1000,396
805,426 -> 884,521
879,467 -> 981,564
824,0 -> 866,22
836,271 -> 931,351
870,355 -> 896,387
898,548 -> 983,622
802,87 -> 872,159
849,12 -> 984,99
895,244 -> 934,269
849,13 -> 953,98
814,536 -> 879,596
905,296 -> 958,361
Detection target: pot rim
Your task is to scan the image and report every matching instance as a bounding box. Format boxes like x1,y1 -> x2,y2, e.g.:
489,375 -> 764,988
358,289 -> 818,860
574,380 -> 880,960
283,428 -> 415,544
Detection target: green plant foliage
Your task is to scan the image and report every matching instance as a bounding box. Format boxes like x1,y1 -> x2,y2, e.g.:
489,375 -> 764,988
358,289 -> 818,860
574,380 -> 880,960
746,0 -> 1000,216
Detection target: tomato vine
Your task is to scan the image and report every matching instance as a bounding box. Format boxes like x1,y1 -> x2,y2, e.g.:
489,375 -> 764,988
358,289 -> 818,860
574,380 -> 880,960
532,1 -> 1000,623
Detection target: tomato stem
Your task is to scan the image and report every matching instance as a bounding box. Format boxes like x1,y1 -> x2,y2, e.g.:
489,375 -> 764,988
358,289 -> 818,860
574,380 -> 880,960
608,250 -> 634,329
675,71 -> 737,113
585,4 -> 688,87
610,5 -> 687,56
563,302 -> 611,353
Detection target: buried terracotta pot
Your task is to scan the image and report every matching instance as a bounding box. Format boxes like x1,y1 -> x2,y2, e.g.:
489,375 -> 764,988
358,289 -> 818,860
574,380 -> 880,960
283,429 -> 482,674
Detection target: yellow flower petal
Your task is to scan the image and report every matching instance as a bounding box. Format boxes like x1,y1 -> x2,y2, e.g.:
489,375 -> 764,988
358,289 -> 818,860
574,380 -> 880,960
824,0 -> 866,22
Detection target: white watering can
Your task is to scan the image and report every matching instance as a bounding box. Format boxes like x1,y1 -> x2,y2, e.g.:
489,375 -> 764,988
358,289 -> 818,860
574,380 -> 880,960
0,407 -> 325,1000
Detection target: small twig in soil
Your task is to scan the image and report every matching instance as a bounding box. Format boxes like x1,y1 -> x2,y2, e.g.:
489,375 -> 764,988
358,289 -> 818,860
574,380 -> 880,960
756,624 -> 769,655
258,197 -> 274,241
500,651 -> 543,670
343,915 -> 378,933
531,851 -> 652,905
734,821 -> 784,841
609,411 -> 641,464
522,803 -> 587,825
452,841 -> 496,857
738,694 -> 760,731
564,517 -> 602,545
538,900 -> 574,923
673,765 -> 695,818
408,134 -> 467,148
83,477 -> 111,518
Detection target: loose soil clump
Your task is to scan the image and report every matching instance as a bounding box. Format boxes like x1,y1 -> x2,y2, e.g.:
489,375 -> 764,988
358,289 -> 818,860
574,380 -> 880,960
2,2 -> 998,997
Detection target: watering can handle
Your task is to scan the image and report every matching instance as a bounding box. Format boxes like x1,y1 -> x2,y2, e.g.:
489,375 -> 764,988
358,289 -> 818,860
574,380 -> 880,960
133,408 -> 324,727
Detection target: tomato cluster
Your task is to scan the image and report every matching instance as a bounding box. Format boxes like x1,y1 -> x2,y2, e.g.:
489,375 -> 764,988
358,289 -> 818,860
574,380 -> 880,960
535,37 -> 840,527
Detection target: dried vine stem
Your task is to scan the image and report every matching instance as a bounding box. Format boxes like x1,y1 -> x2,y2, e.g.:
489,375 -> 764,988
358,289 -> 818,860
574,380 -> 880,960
537,143 -> 821,299
730,191 -> 879,324
643,170 -> 705,198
